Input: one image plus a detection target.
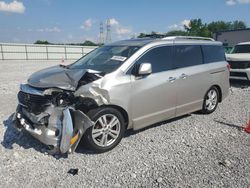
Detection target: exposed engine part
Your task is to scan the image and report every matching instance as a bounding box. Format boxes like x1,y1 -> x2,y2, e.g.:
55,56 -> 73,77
14,105 -> 93,154
77,71 -> 104,87
50,91 -> 75,107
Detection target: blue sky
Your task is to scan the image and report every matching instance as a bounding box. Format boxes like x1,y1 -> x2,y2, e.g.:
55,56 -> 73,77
0,0 -> 250,43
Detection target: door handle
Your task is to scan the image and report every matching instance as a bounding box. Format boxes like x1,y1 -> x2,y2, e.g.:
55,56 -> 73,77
179,73 -> 188,79
168,77 -> 176,82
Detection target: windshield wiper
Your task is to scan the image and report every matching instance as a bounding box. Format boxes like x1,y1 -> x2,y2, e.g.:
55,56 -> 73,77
59,64 -> 69,69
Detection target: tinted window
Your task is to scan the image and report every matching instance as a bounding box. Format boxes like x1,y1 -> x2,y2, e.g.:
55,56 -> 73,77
174,45 -> 203,69
232,44 -> 250,53
202,45 -> 225,63
136,46 -> 173,73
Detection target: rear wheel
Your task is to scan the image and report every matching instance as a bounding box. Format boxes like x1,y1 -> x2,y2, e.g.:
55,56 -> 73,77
83,107 -> 125,152
201,86 -> 219,114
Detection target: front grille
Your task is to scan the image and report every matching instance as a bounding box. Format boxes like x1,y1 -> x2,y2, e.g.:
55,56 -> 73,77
230,72 -> 248,79
228,61 -> 250,69
18,91 -> 52,106
18,91 -> 52,114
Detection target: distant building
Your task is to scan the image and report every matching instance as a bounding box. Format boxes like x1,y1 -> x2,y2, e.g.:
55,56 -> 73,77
214,28 -> 250,47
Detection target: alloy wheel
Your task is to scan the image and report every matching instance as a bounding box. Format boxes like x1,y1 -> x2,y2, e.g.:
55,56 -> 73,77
205,89 -> 218,111
91,114 -> 121,147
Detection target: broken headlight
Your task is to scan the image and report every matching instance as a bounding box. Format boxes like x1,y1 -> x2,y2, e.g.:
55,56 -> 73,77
43,88 -> 63,95
53,92 -> 74,107
43,88 -> 75,107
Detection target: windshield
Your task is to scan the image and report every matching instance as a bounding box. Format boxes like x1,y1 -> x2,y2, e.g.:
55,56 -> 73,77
232,44 -> 250,53
70,45 -> 140,73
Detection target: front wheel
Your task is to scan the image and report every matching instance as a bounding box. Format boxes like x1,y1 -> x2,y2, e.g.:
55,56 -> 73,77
83,107 -> 126,153
201,86 -> 219,114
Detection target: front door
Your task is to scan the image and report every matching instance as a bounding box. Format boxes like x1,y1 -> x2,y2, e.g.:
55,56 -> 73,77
130,45 -> 177,130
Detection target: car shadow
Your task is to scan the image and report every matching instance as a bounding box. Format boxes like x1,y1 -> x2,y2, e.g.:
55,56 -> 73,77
1,113 -> 47,153
1,113 -> 103,157
230,79 -> 250,88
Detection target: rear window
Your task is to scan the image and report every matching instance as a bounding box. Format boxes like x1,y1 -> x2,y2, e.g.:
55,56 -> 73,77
202,45 -> 225,63
174,45 -> 203,69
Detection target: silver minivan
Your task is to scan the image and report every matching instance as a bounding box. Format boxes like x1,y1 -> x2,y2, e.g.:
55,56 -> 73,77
14,36 -> 230,154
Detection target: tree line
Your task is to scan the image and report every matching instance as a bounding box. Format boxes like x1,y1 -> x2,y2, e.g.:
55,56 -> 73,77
34,40 -> 98,46
138,19 -> 247,38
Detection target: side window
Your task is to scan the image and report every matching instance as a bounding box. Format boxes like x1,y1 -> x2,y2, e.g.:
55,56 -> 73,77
202,45 -> 225,63
174,45 -> 203,69
136,46 -> 173,73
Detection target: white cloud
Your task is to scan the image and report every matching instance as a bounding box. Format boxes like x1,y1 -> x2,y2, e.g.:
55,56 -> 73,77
226,0 -> 250,5
80,18 -> 93,30
0,0 -> 25,13
106,18 -> 132,37
168,24 -> 181,30
168,19 -> 190,31
49,26 -> 60,32
181,19 -> 191,29
109,18 -> 119,26
226,0 -> 236,5
116,27 -> 132,35
37,26 -> 61,33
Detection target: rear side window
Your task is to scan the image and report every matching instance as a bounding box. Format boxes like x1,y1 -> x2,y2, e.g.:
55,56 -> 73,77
202,45 -> 225,63
136,46 -> 173,73
174,45 -> 203,69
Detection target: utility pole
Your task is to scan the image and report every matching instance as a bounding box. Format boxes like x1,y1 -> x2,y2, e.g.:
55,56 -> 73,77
99,22 -> 104,45
106,19 -> 112,43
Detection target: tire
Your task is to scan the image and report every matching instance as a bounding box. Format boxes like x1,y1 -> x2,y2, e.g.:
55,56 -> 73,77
201,86 -> 219,114
83,107 -> 126,153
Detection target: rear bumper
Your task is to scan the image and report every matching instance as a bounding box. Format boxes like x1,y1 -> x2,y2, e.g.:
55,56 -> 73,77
230,68 -> 250,80
14,104 -> 93,154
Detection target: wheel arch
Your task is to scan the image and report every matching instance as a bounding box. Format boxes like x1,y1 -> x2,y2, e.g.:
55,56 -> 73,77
212,85 -> 222,102
100,104 -> 129,129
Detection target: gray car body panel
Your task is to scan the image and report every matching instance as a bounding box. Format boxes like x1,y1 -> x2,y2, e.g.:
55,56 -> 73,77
28,65 -> 104,91
28,65 -> 87,91
14,37 -> 230,154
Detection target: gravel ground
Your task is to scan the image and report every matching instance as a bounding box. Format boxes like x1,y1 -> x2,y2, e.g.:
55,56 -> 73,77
0,60 -> 249,188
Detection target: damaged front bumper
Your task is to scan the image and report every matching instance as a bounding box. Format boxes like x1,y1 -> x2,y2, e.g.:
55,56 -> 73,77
13,85 -> 93,155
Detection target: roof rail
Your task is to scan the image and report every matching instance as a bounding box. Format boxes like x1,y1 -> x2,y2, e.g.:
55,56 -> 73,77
141,33 -> 166,39
162,36 -> 215,41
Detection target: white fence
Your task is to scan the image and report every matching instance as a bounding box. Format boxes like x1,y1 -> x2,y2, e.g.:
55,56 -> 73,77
0,43 -> 97,60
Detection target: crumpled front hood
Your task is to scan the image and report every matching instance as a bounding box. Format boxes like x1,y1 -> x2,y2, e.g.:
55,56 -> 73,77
226,53 -> 250,61
28,65 -> 88,91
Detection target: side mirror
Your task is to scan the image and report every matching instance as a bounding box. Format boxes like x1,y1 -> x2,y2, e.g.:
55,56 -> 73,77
138,63 -> 152,76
